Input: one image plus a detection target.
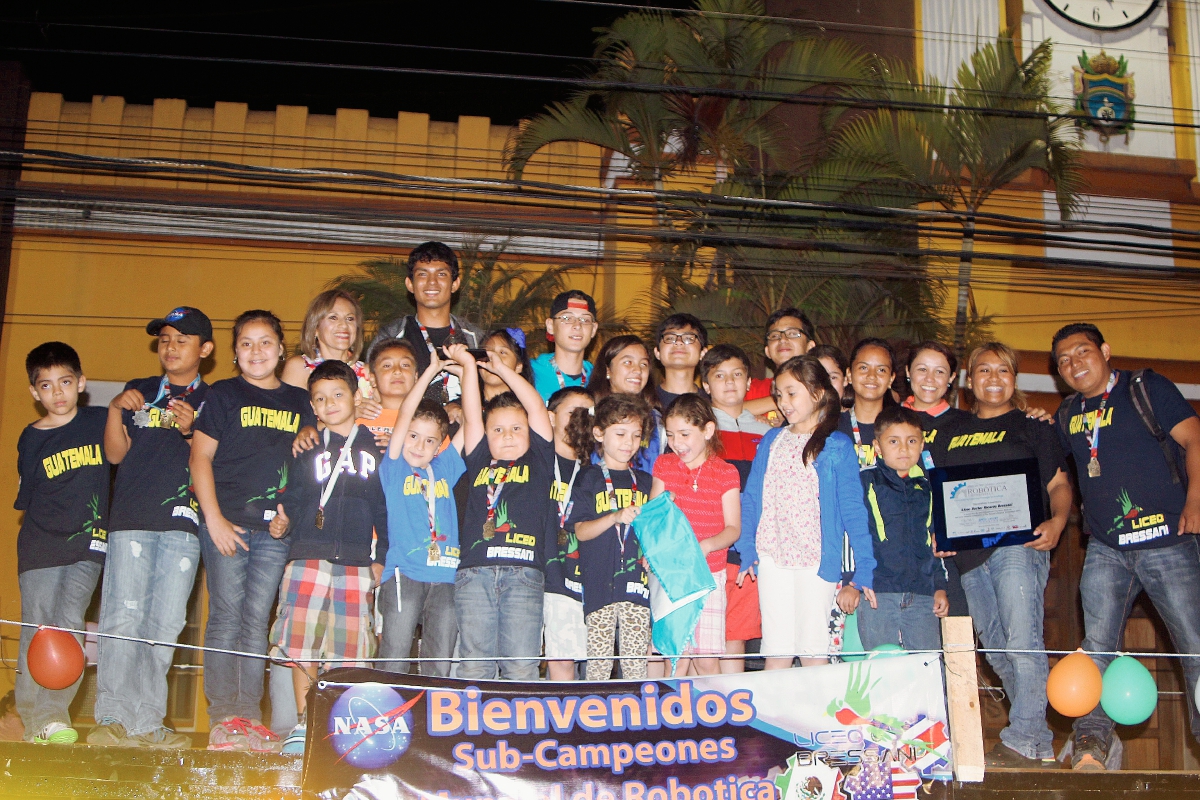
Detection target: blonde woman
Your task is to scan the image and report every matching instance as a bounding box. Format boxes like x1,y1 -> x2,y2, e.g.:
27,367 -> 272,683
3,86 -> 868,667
281,290 -> 371,397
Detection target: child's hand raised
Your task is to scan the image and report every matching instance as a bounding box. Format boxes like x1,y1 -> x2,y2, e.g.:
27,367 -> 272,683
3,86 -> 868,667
269,504 -> 290,538
110,388 -> 146,413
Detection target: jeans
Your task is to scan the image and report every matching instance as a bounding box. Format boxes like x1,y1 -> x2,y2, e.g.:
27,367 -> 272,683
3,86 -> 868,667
960,546 -> 1053,760
16,561 -> 102,738
1074,537 -> 1200,743
94,530 -> 200,735
379,571 -> 458,677
198,524 -> 289,722
454,566 -> 543,681
856,592 -> 942,653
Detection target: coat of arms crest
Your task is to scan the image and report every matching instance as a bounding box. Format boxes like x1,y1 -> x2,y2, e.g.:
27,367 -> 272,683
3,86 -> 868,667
1073,50 -> 1135,143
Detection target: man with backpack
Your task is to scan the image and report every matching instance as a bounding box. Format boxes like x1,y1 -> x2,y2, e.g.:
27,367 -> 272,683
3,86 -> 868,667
1052,323 -> 1200,771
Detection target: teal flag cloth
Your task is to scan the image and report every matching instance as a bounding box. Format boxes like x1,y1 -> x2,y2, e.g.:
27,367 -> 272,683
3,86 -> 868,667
631,493 -> 715,670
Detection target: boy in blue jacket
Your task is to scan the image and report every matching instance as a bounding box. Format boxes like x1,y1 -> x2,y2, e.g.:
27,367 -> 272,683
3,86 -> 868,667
856,405 -> 948,651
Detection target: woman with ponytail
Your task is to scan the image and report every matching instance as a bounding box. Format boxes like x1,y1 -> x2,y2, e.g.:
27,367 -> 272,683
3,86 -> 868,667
735,356 -> 876,670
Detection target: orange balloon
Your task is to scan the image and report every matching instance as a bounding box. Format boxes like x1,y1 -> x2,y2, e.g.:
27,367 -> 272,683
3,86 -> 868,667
1047,649 -> 1103,717
27,627 -> 85,690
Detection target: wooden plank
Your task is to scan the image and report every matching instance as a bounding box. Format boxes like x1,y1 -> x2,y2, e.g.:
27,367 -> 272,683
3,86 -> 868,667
943,615 -> 986,783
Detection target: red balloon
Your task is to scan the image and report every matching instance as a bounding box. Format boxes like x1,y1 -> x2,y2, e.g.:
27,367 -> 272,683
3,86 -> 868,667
27,627 -> 85,690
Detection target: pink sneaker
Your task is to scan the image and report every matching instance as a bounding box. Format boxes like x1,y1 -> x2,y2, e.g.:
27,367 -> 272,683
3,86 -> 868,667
207,718 -> 250,751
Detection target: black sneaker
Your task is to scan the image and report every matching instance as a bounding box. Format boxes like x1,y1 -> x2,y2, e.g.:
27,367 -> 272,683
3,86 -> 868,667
1071,733 -> 1110,771
985,742 -> 1058,769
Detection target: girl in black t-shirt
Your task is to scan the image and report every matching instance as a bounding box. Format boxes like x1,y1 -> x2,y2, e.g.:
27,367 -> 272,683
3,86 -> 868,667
931,342 -> 1071,767
191,310 -> 315,753
565,395 -> 653,681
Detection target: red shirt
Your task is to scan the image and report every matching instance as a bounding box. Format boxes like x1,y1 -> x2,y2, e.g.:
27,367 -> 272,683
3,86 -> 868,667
746,377 -> 772,401
653,453 -> 741,572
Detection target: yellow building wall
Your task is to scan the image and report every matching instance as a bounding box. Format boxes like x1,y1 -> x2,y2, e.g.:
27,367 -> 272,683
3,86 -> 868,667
0,93 -> 614,699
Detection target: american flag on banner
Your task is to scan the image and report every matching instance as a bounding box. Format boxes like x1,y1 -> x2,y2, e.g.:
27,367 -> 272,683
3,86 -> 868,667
889,765 -> 921,800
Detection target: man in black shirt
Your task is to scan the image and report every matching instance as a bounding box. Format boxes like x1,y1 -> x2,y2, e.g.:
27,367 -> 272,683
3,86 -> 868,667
1053,323 -> 1200,771
654,313 -> 708,409
371,242 -> 484,405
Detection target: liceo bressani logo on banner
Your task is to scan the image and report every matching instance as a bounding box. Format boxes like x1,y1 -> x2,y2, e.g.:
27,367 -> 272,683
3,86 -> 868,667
327,683 -> 419,769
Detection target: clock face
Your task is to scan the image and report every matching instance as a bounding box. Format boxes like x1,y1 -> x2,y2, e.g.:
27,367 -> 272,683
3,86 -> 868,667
1043,0 -> 1160,30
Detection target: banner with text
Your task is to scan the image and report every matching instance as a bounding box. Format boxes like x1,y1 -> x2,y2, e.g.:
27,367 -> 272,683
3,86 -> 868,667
304,655 -> 952,800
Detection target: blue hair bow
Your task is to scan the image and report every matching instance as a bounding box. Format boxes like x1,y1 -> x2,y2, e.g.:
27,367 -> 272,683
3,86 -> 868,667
506,327 -> 527,350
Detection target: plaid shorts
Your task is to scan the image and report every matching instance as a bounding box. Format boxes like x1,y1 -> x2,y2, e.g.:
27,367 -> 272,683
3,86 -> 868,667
269,559 -> 376,666
685,571 -> 727,656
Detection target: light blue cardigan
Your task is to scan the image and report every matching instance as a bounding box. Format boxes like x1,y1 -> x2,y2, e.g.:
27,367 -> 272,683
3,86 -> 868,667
734,428 -> 876,590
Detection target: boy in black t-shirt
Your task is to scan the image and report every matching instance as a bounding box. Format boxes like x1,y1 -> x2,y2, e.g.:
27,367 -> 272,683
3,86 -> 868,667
267,360 -> 389,755
457,351 -> 556,681
89,307 -> 214,749
1053,323 -> 1200,770
14,342 -> 108,745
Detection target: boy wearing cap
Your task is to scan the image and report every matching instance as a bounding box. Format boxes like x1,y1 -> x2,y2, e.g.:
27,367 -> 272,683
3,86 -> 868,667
89,307 -> 214,748
530,291 -> 600,403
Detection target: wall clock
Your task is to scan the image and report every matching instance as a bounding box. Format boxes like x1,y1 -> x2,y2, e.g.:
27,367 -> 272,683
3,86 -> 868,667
1043,0 -> 1159,30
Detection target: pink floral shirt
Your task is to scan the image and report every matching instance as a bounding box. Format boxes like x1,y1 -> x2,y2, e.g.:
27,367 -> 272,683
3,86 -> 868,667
757,429 -> 822,567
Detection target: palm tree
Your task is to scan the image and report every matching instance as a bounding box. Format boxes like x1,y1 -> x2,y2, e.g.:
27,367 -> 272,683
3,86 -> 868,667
327,240 -> 585,341
506,0 -> 873,307
829,36 -> 1083,359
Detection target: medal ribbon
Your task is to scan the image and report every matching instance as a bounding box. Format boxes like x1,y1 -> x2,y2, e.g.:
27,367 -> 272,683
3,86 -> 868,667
318,425 -> 361,520
415,465 -> 437,538
849,407 -> 872,469
554,456 -> 580,528
1085,370 -> 1119,467
417,319 -> 456,393
144,374 -> 201,410
550,356 -> 592,390
600,464 -> 637,555
485,459 -> 514,523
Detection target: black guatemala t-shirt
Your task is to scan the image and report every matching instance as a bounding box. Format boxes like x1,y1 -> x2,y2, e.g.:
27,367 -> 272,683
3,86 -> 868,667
544,453 -> 585,601
459,431 -> 556,570
932,409 -> 1067,574
567,464 -> 651,616
1058,370 -> 1196,551
108,376 -> 210,535
193,376 -> 316,529
15,406 -> 109,572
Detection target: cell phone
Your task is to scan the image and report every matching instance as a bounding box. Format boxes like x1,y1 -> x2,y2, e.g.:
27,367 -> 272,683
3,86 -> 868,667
467,348 -> 490,361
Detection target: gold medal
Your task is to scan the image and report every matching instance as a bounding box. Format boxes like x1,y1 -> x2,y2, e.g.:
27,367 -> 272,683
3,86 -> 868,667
482,517 -> 496,540
160,409 -> 176,429
428,541 -> 441,563
315,509 -> 325,529
558,528 -> 569,547
1087,457 -> 1101,478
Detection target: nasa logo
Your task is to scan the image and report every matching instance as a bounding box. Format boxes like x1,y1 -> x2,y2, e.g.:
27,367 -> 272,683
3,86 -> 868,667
327,683 -> 419,769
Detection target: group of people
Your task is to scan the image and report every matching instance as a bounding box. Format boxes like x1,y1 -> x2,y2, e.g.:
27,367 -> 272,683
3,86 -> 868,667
12,240 -> 1200,772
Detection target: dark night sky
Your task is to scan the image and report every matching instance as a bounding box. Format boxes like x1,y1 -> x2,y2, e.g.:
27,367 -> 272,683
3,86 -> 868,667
0,0 -> 694,124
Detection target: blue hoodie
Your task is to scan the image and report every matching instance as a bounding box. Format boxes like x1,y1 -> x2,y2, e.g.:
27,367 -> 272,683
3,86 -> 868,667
735,428 -> 876,589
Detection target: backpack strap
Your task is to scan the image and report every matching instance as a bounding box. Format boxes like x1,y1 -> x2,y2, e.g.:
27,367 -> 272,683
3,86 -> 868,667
1128,369 -> 1183,485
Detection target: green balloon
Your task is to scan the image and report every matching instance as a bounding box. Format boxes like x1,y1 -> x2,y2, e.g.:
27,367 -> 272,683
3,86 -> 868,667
842,612 -> 865,662
867,643 -> 907,660
1100,656 -> 1158,726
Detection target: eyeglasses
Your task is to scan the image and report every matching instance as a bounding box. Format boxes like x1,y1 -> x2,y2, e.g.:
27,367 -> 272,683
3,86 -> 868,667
766,328 -> 810,343
553,314 -> 595,327
660,333 -> 700,346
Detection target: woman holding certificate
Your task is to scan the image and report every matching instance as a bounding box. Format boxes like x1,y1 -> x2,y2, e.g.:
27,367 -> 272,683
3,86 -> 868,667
930,342 -> 1071,770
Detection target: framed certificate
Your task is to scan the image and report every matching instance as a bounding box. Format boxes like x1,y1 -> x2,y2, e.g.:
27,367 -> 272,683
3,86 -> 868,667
930,458 -> 1045,551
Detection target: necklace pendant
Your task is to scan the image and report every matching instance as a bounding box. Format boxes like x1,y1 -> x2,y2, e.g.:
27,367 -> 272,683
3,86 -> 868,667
1087,457 -> 1102,478
315,509 -> 325,529
692,478 -> 699,492
482,517 -> 496,540
427,541 -> 441,564
132,409 -> 151,428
